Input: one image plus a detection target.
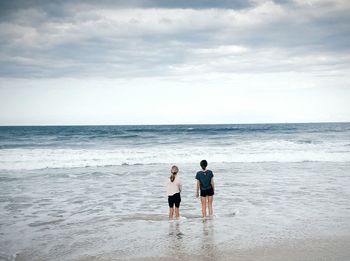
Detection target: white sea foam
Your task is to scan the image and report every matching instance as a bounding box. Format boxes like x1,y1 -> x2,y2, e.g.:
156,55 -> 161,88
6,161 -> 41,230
1,123 -> 350,170
0,140 -> 349,170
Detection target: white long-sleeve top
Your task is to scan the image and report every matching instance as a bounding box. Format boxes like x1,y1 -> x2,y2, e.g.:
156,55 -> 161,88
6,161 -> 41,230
166,176 -> 182,196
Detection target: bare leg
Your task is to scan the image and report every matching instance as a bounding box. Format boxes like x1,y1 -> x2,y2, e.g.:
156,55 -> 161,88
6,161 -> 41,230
208,196 -> 213,216
169,208 -> 174,220
201,196 -> 207,218
175,207 -> 180,219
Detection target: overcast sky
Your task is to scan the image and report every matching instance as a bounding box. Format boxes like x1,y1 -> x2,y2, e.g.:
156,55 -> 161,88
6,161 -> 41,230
0,0 -> 349,125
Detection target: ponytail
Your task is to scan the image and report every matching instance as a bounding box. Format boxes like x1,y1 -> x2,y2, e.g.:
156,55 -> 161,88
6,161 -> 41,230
170,165 -> 179,182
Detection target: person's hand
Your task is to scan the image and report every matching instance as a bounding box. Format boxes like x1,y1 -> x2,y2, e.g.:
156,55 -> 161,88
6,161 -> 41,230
195,192 -> 199,198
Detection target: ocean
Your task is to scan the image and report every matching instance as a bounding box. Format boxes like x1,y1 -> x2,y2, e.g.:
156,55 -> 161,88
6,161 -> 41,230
0,123 -> 349,260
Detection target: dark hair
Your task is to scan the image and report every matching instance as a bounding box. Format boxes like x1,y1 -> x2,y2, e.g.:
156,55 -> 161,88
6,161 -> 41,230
170,165 -> 179,182
200,160 -> 208,170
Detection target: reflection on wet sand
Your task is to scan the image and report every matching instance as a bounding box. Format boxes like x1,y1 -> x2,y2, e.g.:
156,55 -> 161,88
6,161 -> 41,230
168,221 -> 185,257
201,219 -> 216,258
167,219 -> 217,259
168,221 -> 184,239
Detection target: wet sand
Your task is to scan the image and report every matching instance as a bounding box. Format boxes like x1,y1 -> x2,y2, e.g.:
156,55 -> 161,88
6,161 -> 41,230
127,236 -> 350,261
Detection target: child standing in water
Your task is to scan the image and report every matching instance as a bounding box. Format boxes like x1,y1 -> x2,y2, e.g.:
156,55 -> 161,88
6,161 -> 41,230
166,165 -> 182,220
195,160 -> 214,218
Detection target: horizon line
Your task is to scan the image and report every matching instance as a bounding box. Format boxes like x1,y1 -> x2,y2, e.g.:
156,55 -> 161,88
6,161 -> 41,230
0,121 -> 349,127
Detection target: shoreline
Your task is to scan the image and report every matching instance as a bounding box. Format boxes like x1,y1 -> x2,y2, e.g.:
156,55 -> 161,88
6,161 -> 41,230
126,235 -> 350,261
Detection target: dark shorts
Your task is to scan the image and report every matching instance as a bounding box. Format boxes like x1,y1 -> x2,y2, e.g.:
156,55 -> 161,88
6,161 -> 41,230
200,187 -> 214,197
168,192 -> 181,208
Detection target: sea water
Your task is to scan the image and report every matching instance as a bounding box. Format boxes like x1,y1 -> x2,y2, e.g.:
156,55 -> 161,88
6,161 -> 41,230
0,123 -> 349,260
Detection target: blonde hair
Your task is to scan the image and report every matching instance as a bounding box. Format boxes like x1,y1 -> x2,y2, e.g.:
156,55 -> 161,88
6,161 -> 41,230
170,165 -> 179,182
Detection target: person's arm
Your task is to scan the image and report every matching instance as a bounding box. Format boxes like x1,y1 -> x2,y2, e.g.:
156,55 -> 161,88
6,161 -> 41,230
211,177 -> 215,192
178,179 -> 182,192
196,180 -> 200,198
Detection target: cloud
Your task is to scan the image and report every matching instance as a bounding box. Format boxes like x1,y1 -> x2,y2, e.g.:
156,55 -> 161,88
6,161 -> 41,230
0,0 -> 349,78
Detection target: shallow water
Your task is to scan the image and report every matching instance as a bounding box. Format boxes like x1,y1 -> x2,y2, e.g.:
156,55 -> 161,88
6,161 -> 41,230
0,162 -> 349,260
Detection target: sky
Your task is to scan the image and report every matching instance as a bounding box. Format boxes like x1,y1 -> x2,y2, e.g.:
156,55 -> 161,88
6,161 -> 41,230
0,0 -> 349,125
